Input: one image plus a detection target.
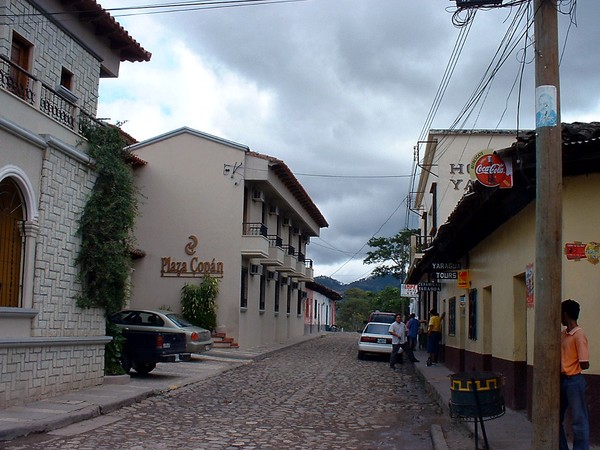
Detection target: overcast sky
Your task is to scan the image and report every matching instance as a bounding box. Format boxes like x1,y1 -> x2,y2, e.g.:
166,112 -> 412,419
97,0 -> 599,284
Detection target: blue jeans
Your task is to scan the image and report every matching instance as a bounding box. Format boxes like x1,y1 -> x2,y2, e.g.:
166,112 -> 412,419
560,374 -> 589,450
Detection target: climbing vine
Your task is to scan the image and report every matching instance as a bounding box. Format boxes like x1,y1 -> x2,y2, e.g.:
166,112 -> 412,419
76,123 -> 137,316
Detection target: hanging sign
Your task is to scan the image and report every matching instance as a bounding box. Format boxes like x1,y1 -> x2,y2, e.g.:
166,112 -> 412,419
418,282 -> 442,292
401,284 -> 419,298
458,271 -> 469,289
469,150 -> 513,189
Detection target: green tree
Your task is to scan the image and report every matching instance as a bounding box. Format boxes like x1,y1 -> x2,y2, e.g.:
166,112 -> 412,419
336,288 -> 371,331
370,286 -> 408,317
363,229 -> 418,280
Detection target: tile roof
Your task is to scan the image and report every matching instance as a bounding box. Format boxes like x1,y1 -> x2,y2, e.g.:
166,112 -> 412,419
62,0 -> 151,62
248,151 -> 329,229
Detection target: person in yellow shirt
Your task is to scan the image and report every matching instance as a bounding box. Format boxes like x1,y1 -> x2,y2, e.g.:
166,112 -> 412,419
426,309 -> 442,367
560,299 -> 590,450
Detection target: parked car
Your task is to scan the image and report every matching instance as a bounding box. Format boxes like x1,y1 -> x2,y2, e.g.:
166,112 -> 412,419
357,322 -> 393,359
367,311 -> 396,324
110,309 -> 213,354
108,317 -> 190,375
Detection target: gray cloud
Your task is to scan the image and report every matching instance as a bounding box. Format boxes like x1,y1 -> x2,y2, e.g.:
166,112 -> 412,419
101,0 -> 599,283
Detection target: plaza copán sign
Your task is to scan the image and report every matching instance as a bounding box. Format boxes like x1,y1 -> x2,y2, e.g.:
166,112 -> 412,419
161,235 -> 224,278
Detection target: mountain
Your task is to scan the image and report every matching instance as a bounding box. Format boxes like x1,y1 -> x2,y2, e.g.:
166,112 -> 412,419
314,274 -> 400,294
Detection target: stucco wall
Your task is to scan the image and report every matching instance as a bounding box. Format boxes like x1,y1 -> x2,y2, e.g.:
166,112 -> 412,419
440,172 -> 600,374
130,132 -> 246,341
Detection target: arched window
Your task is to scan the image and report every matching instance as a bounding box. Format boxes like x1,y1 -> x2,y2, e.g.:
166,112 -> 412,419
0,178 -> 24,307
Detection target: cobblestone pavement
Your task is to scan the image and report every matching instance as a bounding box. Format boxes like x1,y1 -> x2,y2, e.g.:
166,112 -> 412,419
2,333 -> 473,450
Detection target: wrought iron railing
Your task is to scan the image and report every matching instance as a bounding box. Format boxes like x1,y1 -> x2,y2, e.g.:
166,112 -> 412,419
39,82 -> 77,129
0,55 -> 35,104
242,222 -> 268,237
0,54 -> 99,134
304,259 -> 313,269
268,235 -> 283,247
284,245 -> 295,256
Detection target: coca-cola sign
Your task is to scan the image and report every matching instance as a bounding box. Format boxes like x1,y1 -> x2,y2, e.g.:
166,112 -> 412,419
469,150 -> 513,188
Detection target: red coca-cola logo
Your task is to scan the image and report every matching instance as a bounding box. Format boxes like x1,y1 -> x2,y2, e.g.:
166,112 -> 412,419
473,153 -> 508,187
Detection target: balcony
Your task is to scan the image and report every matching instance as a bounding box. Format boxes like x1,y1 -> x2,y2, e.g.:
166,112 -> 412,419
241,222 -> 269,259
0,55 -> 98,134
294,251 -> 306,277
298,258 -> 314,282
409,233 -> 433,272
260,235 -> 285,267
278,244 -> 297,273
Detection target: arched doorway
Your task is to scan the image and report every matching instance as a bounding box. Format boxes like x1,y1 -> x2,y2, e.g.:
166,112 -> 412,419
0,178 -> 24,307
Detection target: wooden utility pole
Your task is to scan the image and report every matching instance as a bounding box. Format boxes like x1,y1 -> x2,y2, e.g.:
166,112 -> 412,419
531,0 -> 562,448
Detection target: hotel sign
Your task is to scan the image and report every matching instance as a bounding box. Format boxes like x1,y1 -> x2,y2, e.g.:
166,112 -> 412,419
161,235 -> 224,278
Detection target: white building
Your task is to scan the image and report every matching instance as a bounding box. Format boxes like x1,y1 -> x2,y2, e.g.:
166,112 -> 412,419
127,128 -> 328,348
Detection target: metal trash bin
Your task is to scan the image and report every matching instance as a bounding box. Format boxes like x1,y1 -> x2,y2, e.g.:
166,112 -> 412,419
449,371 -> 505,420
449,371 -> 505,450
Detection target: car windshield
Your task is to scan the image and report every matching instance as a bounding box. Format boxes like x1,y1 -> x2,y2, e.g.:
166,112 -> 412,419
364,323 -> 390,335
167,314 -> 194,328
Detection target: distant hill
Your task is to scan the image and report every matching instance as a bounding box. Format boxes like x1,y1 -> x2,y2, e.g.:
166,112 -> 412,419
314,274 -> 400,295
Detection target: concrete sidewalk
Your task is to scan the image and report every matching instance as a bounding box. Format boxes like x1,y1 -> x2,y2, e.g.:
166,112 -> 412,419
0,334 -> 540,449
412,349 -> 532,450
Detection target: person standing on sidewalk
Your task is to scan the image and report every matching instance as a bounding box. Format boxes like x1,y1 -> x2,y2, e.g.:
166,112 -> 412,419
407,313 -> 419,351
426,309 -> 442,366
389,314 -> 406,369
389,315 -> 418,369
560,299 -> 590,450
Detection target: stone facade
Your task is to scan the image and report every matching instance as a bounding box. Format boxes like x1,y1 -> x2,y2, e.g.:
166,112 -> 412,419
0,0 -> 100,113
0,0 -> 149,408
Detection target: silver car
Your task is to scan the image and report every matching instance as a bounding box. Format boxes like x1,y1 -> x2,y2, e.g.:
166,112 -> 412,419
357,322 -> 393,359
111,309 -> 213,354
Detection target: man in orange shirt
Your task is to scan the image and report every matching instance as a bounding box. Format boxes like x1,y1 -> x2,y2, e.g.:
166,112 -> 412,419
560,299 -> 590,450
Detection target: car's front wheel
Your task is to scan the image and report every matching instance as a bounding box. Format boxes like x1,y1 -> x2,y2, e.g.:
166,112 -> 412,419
133,361 -> 157,375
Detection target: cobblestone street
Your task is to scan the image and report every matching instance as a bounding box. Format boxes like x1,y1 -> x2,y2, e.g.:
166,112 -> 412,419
2,333 -> 473,449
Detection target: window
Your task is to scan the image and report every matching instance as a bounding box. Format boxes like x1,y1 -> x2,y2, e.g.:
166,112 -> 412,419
9,32 -> 33,101
286,285 -> 292,314
448,297 -> 456,336
259,273 -> 266,311
0,178 -> 24,307
296,290 -> 302,315
274,279 -> 280,313
240,267 -> 248,308
60,67 -> 73,91
468,289 -> 477,340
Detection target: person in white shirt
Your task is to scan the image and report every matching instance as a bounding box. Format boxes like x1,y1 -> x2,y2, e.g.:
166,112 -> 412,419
389,314 -> 419,369
389,314 -> 406,368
